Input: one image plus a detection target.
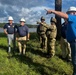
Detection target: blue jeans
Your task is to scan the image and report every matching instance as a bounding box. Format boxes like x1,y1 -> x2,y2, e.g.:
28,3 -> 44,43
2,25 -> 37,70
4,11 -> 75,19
70,42 -> 76,75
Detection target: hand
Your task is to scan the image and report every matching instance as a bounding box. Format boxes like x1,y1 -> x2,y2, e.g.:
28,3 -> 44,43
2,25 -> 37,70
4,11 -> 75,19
16,38 -> 18,41
45,9 -> 53,15
37,21 -> 43,25
5,32 -> 8,35
37,21 -> 40,24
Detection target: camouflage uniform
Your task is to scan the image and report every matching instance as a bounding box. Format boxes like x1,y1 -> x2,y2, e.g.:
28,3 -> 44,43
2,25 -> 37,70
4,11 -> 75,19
37,16 -> 47,49
46,17 -> 57,57
60,37 -> 71,60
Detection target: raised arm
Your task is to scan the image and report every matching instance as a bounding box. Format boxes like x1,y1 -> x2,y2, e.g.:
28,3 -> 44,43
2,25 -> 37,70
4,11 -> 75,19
45,9 -> 68,19
37,21 -> 49,28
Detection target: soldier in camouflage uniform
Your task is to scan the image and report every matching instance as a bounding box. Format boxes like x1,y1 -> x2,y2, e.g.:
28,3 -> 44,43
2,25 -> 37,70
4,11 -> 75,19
37,16 -> 47,49
46,17 -> 57,58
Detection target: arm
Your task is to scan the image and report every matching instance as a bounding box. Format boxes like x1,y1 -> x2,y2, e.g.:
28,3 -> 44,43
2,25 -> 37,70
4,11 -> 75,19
45,9 -> 68,19
41,22 -> 49,28
26,26 -> 30,40
27,33 -> 30,40
37,21 -> 49,28
50,25 -> 57,31
3,24 -> 8,35
4,29 -> 8,35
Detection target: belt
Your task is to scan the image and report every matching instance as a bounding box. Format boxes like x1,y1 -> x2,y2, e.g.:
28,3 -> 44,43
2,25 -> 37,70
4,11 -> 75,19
8,33 -> 14,34
19,35 -> 26,37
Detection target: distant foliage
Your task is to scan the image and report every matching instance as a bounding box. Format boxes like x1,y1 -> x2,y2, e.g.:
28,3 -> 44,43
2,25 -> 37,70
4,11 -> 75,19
0,23 -> 38,28
0,23 -> 6,27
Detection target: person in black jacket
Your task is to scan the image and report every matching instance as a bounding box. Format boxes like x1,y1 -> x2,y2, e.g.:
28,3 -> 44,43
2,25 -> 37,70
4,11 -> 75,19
60,20 -> 71,61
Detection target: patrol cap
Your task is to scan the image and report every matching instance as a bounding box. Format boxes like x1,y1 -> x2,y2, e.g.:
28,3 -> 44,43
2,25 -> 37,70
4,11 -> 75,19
8,16 -> 13,20
67,6 -> 76,13
50,17 -> 57,23
20,18 -> 25,22
41,16 -> 45,21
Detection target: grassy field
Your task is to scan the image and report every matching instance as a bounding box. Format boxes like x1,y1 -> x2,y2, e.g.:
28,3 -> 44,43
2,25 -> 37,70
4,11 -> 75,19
0,33 -> 73,75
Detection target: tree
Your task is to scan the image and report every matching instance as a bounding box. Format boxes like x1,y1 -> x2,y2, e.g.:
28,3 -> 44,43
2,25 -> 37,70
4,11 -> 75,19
55,0 -> 62,40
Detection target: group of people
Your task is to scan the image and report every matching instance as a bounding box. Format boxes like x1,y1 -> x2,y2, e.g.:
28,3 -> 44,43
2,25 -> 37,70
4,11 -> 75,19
45,6 -> 76,75
3,6 -> 76,75
37,16 -> 57,58
3,16 -> 29,55
37,15 -> 72,61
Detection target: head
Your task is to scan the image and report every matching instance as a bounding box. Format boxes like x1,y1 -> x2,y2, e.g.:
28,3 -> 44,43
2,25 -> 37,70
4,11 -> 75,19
50,17 -> 57,24
66,6 -> 76,15
20,18 -> 25,26
8,16 -> 13,24
40,16 -> 45,22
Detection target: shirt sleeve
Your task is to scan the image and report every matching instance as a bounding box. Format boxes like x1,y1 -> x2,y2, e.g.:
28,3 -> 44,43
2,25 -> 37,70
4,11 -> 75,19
26,26 -> 29,35
68,14 -> 76,22
3,24 -> 7,29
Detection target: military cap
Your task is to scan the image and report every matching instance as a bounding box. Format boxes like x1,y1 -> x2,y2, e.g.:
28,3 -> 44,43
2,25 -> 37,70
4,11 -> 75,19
41,16 -> 45,21
50,17 -> 57,23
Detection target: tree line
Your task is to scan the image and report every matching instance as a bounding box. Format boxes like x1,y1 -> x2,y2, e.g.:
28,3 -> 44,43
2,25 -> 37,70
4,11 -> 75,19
0,23 -> 38,28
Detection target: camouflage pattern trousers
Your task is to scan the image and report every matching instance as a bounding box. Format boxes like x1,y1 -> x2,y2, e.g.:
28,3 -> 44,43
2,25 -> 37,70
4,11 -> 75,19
60,37 -> 71,59
40,34 -> 47,49
47,38 -> 56,56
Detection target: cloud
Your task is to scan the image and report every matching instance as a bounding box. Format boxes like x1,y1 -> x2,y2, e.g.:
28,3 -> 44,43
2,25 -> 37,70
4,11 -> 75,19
0,17 -> 8,23
62,0 -> 76,11
18,6 -> 50,16
15,6 -> 51,24
0,0 -> 76,24
0,0 -> 51,24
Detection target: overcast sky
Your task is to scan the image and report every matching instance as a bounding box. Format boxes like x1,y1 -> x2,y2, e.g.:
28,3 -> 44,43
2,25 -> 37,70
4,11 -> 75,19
0,0 -> 76,24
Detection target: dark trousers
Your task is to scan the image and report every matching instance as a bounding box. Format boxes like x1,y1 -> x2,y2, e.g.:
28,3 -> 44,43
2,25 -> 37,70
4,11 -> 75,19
70,42 -> 76,75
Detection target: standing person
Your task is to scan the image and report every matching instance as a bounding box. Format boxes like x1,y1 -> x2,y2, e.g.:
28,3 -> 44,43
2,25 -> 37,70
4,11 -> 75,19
45,6 -> 76,75
60,20 -> 71,61
3,16 -> 16,53
16,18 -> 29,55
46,17 -> 57,58
37,16 -> 47,49
37,23 -> 42,46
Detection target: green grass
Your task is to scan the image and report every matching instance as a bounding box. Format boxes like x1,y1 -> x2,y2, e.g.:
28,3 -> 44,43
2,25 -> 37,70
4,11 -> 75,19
0,33 -> 73,75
